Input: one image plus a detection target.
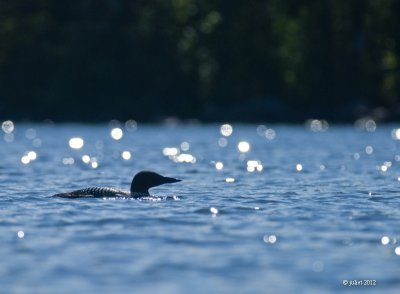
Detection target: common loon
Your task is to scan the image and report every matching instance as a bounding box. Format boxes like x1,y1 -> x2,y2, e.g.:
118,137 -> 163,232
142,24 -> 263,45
52,171 -> 181,198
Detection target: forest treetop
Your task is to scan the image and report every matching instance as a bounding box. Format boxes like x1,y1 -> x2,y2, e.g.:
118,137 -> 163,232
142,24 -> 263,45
1,0 -> 399,122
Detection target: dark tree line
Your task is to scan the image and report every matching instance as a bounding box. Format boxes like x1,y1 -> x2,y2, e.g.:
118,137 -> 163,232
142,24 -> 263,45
0,0 -> 399,122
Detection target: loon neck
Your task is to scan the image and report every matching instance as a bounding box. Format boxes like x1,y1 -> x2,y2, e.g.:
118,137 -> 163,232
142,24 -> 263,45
131,191 -> 151,198
130,188 -> 150,196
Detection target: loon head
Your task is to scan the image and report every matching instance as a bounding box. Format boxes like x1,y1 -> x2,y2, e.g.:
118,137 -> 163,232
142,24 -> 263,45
130,171 -> 181,195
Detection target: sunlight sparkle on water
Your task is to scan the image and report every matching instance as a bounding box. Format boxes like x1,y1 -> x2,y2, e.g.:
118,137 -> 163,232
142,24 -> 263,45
111,128 -> 123,140
62,157 -> 75,165
181,142 -> 190,151
265,128 -> 276,140
210,207 -> 219,214
306,119 -> 329,132
365,145 -> 374,155
256,125 -> 276,139
365,119 -> 376,132
263,234 -> 277,244
17,231 -> 24,239
163,147 -> 195,163
378,161 -> 392,172
122,151 -> 132,160
125,120 -> 137,132
176,153 -> 196,163
225,177 -> 235,183
247,160 -> 263,172
215,162 -> 224,170
69,137 -> 84,149
21,151 -> 37,165
163,147 -> 179,156
220,124 -> 233,136
391,129 -> 400,140
296,164 -> 303,171
21,156 -> 30,165
355,118 -> 376,132
218,137 -> 228,147
27,151 -> 37,160
238,141 -> 250,153
395,247 -> 400,256
2,120 -> 14,134
381,236 -> 390,245
82,155 -> 90,164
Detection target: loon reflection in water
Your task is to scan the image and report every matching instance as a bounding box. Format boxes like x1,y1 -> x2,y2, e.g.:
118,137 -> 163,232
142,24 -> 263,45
52,171 -> 181,198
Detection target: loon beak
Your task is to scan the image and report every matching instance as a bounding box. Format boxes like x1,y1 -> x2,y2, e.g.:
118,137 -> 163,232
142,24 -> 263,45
162,176 -> 181,184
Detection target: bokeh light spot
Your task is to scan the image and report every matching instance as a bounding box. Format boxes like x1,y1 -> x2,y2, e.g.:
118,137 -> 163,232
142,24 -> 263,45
215,161 -> 224,170
391,129 -> 400,140
2,120 -> 14,134
265,128 -> 276,140
263,234 -> 277,244
365,145 -> 374,155
306,119 -> 329,132
69,137 -> 84,149
27,151 -> 37,160
247,160 -> 263,172
238,141 -> 250,153
62,157 -> 75,165
122,151 -> 132,160
381,236 -> 390,245
21,156 -> 30,165
218,137 -> 228,147
163,147 -> 179,156
220,124 -> 233,136
176,153 -> 196,163
125,120 -> 137,131
210,207 -> 219,214
82,155 -> 90,164
111,128 -> 123,140
181,141 -> 190,151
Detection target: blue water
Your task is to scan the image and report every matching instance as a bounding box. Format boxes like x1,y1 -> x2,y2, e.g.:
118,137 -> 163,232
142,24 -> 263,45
1,122 -> 399,293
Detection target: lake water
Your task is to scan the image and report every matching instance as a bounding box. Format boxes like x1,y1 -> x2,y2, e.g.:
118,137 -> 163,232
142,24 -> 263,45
1,121 -> 399,293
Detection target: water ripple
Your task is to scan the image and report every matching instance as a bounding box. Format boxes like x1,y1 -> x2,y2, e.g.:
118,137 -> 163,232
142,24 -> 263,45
1,123 -> 400,293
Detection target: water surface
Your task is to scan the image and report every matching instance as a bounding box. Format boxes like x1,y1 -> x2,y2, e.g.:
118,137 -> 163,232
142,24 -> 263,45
1,122 -> 399,293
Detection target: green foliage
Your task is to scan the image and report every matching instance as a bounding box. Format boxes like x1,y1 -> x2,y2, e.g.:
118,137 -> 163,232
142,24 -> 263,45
0,0 -> 399,121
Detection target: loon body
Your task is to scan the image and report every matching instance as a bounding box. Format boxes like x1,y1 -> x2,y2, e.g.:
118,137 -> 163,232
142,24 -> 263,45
52,171 -> 181,198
